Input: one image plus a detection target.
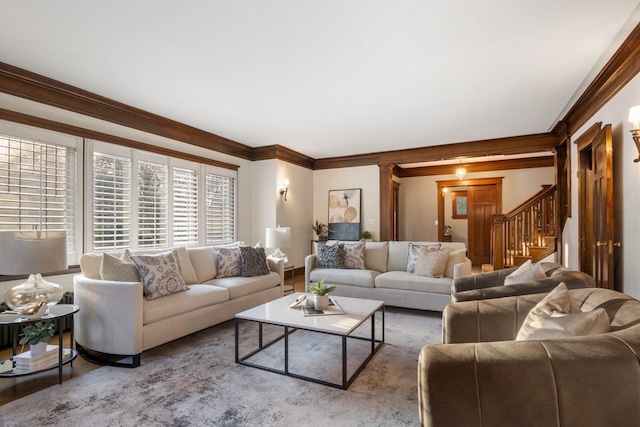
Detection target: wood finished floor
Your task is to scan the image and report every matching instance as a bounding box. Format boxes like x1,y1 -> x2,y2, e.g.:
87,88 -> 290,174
0,272 -> 306,406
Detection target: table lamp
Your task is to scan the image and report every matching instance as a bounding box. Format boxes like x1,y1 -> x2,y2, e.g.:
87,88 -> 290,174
266,226 -> 291,263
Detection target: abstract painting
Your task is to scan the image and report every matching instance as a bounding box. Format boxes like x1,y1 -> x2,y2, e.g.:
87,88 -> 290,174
328,188 -> 361,241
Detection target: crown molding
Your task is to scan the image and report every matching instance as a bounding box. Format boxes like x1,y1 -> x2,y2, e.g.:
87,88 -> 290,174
395,156 -> 554,177
252,144 -> 314,169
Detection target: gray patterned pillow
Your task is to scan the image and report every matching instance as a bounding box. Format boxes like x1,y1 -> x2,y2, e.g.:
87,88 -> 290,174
129,252 -> 188,300
240,246 -> 270,277
343,242 -> 365,269
100,253 -> 141,282
215,247 -> 242,278
413,248 -> 451,278
317,243 -> 345,269
406,243 -> 441,273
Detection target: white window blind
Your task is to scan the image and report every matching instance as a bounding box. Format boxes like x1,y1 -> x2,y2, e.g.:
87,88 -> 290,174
173,166 -> 198,247
137,160 -> 168,248
205,172 -> 236,245
0,134 -> 76,256
93,152 -> 132,250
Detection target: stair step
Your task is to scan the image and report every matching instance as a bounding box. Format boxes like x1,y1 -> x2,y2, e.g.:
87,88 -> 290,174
512,255 -> 532,266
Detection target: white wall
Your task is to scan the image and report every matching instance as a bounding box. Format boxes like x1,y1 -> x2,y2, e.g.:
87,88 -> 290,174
564,72 -> 640,299
313,165 -> 380,242
399,167 -> 555,242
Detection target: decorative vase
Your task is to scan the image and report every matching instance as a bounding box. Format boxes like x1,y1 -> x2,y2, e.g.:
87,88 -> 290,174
4,273 -> 64,314
30,342 -> 48,356
314,294 -> 330,311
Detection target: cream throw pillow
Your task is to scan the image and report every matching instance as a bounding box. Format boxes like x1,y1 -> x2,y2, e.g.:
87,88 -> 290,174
516,283 -> 610,340
443,248 -> 467,278
413,248 -> 450,278
130,252 -> 189,300
100,253 -> 141,282
504,259 -> 546,286
343,242 -> 365,269
171,247 -> 199,285
407,243 -> 441,273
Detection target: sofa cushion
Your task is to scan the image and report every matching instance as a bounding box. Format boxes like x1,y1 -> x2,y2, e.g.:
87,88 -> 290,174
100,253 -> 141,282
187,247 -> 218,283
171,247 -> 199,285
414,248 -> 450,278
444,248 -> 467,278
143,284 -> 229,325
505,259 -> 546,286
205,271 -> 280,299
516,283 -> 610,340
406,243 -> 441,273
215,247 -> 242,278
375,270 -> 451,294
343,242 -> 365,269
130,252 -> 189,300
317,243 -> 345,268
239,246 -> 270,277
79,252 -> 105,279
364,241 -> 388,272
310,268 -> 378,288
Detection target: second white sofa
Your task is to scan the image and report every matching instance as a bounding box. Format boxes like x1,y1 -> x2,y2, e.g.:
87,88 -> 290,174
305,241 -> 472,311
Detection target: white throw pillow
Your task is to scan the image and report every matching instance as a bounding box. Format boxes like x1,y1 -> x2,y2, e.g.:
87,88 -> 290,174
100,253 -> 141,282
443,248 -> 467,278
171,247 -> 199,285
187,247 -> 218,283
504,260 -> 546,286
516,283 -> 610,340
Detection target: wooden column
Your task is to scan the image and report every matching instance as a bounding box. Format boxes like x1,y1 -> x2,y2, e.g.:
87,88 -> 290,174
379,162 -> 395,242
492,214 -> 505,269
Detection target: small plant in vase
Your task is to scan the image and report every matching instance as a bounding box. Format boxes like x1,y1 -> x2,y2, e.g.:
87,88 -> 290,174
309,278 -> 336,310
19,321 -> 55,356
359,230 -> 372,241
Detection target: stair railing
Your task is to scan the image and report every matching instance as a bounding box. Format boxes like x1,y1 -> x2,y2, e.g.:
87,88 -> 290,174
492,185 -> 557,269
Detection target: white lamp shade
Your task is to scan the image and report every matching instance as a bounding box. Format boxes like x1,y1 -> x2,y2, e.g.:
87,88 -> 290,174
0,230 -> 67,275
266,227 -> 291,249
629,105 -> 640,128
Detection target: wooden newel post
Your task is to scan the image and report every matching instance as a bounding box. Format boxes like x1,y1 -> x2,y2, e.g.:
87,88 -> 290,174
492,214 -> 505,270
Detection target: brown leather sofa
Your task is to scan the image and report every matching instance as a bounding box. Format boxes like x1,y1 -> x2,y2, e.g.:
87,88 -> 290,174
451,262 -> 595,302
418,288 -> 640,427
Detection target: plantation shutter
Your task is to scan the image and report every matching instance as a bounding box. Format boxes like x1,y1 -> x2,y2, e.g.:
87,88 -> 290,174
205,172 -> 235,245
173,166 -> 198,247
137,160 -> 168,248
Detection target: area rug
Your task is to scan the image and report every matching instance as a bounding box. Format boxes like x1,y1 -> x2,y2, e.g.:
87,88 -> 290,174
2,307 -> 442,426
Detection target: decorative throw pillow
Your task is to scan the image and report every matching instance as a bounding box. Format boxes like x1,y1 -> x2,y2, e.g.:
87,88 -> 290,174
240,246 -> 270,277
100,253 -> 141,282
406,243 -> 441,273
129,252 -> 189,300
343,242 -> 365,269
443,248 -> 467,278
516,283 -> 610,340
504,260 -> 546,286
413,248 -> 451,278
215,247 -> 242,278
171,247 -> 199,285
316,243 -> 345,269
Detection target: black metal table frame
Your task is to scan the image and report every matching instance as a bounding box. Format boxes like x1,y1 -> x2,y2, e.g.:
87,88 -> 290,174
0,305 -> 78,384
235,306 -> 384,390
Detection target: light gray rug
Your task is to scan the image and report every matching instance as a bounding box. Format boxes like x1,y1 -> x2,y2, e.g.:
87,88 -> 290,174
2,307 -> 442,426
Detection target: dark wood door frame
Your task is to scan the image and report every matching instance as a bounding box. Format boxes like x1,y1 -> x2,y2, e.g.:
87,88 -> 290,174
436,178 -> 503,241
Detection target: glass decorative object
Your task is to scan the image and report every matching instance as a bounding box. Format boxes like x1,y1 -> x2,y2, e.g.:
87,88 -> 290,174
4,273 -> 64,314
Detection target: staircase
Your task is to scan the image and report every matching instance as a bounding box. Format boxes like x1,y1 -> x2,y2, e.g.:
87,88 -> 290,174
492,185 -> 558,269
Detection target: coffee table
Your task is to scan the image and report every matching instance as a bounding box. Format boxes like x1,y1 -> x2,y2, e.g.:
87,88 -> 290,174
235,293 -> 384,389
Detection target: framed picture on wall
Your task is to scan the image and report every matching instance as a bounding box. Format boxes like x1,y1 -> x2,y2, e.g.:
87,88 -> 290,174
328,188 -> 361,241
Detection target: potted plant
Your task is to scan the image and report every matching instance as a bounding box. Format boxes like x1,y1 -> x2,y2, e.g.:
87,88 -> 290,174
444,225 -> 452,236
359,230 -> 372,241
309,278 -> 337,310
19,321 -> 55,356
312,220 -> 329,241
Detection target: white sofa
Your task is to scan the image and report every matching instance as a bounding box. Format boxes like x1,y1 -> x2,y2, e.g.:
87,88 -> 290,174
305,241 -> 472,312
73,246 -> 284,367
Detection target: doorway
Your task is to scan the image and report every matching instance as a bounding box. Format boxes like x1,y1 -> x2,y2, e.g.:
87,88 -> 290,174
437,178 -> 502,266
576,122 -> 618,289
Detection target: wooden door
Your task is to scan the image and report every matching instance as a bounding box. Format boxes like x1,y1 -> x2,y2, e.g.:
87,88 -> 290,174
578,123 -> 616,289
467,185 -> 497,266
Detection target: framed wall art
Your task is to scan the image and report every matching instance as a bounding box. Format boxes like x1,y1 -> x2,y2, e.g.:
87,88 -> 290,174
328,188 -> 361,241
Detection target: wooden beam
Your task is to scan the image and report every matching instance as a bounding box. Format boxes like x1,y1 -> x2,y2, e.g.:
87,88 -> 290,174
395,156 -> 554,177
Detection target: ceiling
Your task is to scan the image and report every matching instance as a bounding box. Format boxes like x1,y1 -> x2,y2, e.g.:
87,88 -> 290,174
2,1 -> 640,161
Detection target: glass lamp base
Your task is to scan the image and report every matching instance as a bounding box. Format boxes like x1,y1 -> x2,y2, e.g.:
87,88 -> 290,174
4,273 -> 64,313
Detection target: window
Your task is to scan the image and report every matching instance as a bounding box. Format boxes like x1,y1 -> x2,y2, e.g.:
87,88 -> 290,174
452,191 -> 467,219
90,141 -> 236,252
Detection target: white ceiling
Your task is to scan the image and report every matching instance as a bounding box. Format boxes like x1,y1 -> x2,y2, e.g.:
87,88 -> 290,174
2,1 -> 640,160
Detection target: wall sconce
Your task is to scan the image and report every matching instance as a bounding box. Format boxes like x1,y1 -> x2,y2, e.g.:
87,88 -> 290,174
455,160 -> 466,180
279,178 -> 289,201
628,106 -> 640,162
